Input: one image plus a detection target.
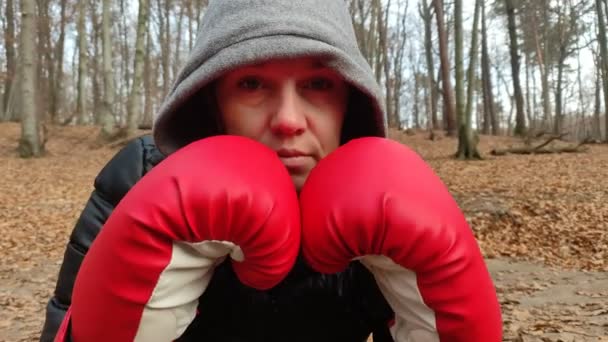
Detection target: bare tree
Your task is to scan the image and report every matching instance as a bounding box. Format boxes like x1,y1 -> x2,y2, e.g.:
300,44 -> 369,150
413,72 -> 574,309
574,38 -> 588,139
454,0 -> 464,136
173,2 -> 185,80
126,0 -> 149,135
597,0 -> 608,141
37,0 -> 53,123
18,0 -> 44,157
455,0 -> 482,159
378,0 -> 393,126
118,0 -> 131,125
433,0 -> 457,136
552,0 -> 587,135
49,0 -> 67,123
541,0 -> 551,129
532,0 -> 553,129
76,0 -> 88,124
142,20 -> 154,129
348,0 -> 386,85
4,0 -> 604,149
2,0 -> 16,121
385,0 -> 409,129
420,0 -> 439,131
98,0 -> 117,140
89,1 -> 103,122
505,0 -> 527,136
187,0 -> 194,51
481,0 -> 498,135
157,0 -> 172,95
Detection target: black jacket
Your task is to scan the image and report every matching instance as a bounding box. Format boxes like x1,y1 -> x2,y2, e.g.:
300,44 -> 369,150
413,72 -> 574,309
40,135 -> 394,342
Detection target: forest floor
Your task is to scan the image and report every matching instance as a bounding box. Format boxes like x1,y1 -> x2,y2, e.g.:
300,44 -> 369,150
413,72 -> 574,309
0,122 -> 607,341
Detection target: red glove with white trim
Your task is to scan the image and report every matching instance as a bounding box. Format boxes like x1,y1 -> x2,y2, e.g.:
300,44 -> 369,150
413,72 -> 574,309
54,136 -> 300,342
299,137 -> 502,342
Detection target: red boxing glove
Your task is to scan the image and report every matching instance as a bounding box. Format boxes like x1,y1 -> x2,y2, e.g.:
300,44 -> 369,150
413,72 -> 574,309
56,136 -> 300,342
299,137 -> 502,341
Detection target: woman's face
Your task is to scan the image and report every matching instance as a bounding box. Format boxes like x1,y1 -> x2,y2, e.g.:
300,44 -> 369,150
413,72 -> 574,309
215,57 -> 349,191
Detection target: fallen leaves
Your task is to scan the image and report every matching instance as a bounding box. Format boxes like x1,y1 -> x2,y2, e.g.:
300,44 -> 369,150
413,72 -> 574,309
389,128 -> 608,273
1,124 -> 607,341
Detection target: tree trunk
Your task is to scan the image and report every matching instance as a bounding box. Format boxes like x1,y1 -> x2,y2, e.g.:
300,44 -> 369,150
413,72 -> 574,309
480,0 -> 496,135
413,71 -> 420,129
421,0 -> 438,130
553,4 -> 570,136
157,0 -> 171,95
76,0 -> 88,124
142,22 -> 154,130
90,3 -> 102,124
173,3 -> 185,81
127,0 -> 149,135
37,0 -> 53,123
188,1 -> 194,51
505,0 -> 526,136
525,53 -> 534,131
379,0 -> 395,128
454,0 -> 465,134
18,0 -> 44,157
456,0 -> 481,159
596,0 -> 608,142
576,45 -> 586,139
2,0 -> 16,121
165,0 -> 173,89
541,0 -> 551,129
99,0 -> 117,140
119,0 -> 131,126
554,55 -> 565,134
49,0 -> 67,123
531,54 -> 539,130
350,0 -> 378,73
494,46 -> 505,133
390,0 -> 409,130
372,0 -> 383,85
433,0 -> 457,136
594,54 -> 602,140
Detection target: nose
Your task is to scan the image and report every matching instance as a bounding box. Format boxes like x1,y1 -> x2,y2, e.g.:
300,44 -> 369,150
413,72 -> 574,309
270,81 -> 306,137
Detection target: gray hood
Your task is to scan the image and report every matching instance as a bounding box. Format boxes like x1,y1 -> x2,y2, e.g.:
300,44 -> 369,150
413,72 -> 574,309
152,0 -> 387,155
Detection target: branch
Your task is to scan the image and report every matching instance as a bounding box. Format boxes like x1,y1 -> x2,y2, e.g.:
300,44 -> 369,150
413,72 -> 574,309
533,132 -> 569,151
491,133 -> 594,156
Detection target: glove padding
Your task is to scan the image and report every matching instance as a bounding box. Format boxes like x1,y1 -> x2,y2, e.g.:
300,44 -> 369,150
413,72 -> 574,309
299,137 -> 502,341
57,136 -> 301,342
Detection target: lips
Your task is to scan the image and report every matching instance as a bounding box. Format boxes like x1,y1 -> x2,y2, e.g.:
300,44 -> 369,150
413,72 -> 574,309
277,148 -> 306,158
276,148 -> 313,172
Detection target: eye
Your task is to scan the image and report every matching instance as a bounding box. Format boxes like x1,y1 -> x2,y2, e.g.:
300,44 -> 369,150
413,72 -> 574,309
305,77 -> 334,90
237,77 -> 263,90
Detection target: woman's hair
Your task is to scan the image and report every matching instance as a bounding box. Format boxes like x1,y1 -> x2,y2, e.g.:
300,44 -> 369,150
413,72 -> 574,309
340,87 -> 382,144
158,85 -> 223,151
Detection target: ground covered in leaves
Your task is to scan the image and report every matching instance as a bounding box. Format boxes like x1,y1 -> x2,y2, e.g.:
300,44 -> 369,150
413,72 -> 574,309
1,123 -> 606,341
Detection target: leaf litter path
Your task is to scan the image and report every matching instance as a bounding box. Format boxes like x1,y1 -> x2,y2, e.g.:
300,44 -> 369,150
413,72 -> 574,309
1,123 -> 607,341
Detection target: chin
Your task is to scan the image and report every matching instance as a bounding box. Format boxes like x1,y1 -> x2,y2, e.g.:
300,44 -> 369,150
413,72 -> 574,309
291,174 -> 307,193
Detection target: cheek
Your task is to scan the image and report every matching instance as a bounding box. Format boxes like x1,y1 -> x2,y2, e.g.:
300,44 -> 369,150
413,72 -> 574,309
315,106 -> 346,155
215,81 -> 255,136
218,101 -> 266,137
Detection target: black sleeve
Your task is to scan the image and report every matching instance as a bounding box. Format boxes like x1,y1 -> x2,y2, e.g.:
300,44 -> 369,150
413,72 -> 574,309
371,325 -> 394,342
39,135 -> 164,342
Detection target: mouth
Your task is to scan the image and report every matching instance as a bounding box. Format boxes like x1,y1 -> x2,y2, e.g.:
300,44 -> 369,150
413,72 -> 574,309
276,149 -> 314,172
276,148 -> 307,158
